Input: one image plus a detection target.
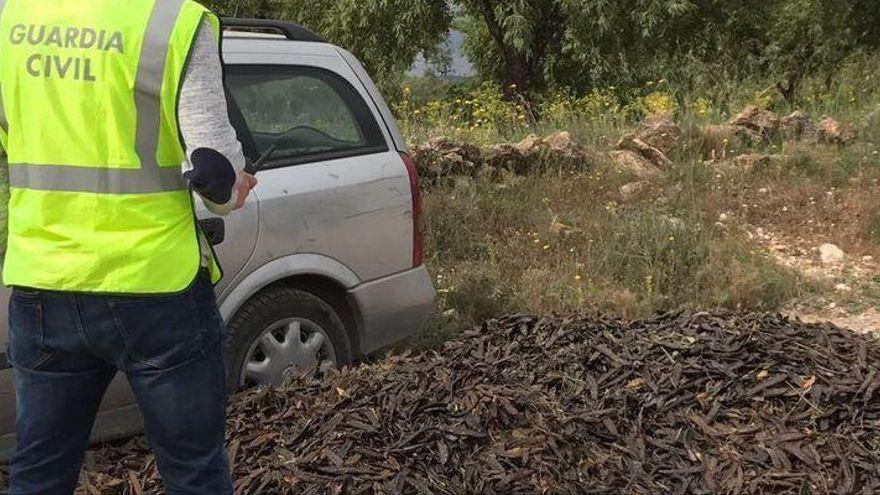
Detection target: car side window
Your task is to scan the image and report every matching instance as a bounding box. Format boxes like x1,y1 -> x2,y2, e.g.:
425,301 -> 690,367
225,65 -> 388,167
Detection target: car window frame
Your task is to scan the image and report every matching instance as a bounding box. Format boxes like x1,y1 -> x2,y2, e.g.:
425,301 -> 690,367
224,64 -> 390,170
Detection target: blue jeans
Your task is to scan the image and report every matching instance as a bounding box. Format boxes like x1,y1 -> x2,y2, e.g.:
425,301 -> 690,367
6,271 -> 232,495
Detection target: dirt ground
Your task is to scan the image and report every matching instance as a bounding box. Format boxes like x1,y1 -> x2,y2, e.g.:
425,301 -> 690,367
748,226 -> 880,335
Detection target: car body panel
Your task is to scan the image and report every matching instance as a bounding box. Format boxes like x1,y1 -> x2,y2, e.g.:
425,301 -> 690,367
244,152 -> 414,283
218,252 -> 361,321
200,193 -> 261,296
351,265 -> 435,355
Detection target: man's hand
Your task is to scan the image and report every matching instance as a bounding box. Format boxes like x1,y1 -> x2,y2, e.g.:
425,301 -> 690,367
233,173 -> 258,210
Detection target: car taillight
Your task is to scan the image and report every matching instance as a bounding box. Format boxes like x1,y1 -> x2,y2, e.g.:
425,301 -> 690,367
400,152 -> 424,267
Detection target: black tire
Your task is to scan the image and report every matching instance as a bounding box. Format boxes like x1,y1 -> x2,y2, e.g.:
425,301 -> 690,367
226,286 -> 353,390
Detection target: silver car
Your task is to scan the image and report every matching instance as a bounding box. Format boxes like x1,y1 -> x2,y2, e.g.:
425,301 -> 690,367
0,19 -> 435,461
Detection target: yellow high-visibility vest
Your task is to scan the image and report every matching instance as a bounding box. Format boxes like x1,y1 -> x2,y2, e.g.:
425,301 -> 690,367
0,0 -> 222,294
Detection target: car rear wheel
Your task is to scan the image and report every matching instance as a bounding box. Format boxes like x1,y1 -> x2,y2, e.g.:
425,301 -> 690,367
227,286 -> 353,390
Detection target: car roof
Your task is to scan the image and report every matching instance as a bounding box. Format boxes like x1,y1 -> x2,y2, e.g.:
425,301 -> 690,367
220,19 -> 341,57
222,34 -> 343,58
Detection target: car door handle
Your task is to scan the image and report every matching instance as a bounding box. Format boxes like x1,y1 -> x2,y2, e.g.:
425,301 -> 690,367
199,218 -> 226,246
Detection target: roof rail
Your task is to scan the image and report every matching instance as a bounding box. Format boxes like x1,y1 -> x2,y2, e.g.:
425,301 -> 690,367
221,18 -> 326,43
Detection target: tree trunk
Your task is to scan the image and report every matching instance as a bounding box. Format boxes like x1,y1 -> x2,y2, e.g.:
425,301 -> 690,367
473,0 -> 536,100
824,73 -> 835,93
502,56 -> 535,95
777,69 -> 803,107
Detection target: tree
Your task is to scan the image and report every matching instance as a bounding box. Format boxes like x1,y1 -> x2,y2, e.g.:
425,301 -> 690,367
767,0 -> 880,104
206,0 -> 452,86
457,0 -> 565,96
207,0 -> 880,105
204,0 -> 278,18
460,0 -> 880,103
457,0 -> 774,97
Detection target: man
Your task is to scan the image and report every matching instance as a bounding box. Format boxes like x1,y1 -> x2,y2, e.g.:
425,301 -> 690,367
1,1 -> 256,493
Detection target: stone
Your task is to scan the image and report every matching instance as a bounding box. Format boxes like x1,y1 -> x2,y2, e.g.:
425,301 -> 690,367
734,153 -> 772,171
413,132 -> 590,182
484,143 -> 527,173
701,124 -> 740,145
818,117 -> 857,145
697,124 -> 743,161
819,244 -> 846,265
515,134 -> 543,154
616,135 -> 672,169
545,131 -> 574,152
612,115 -> 680,172
835,283 -> 852,292
620,181 -> 649,201
609,150 -> 664,181
632,115 -> 681,155
412,137 -> 483,181
545,131 -> 589,161
728,105 -> 780,143
780,111 -> 818,141
422,137 -> 481,161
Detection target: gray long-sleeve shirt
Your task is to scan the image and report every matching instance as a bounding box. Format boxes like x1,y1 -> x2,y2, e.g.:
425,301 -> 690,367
179,21 -> 247,215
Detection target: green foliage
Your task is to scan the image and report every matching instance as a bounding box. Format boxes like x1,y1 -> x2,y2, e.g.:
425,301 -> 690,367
456,0 -> 880,103
281,1 -> 451,78
208,0 -> 880,108
203,0 -> 277,17
767,0 -> 880,103
207,0 -> 452,87
458,0 -> 879,105
457,0 -> 565,95
423,161 -> 807,327
457,0 -> 768,96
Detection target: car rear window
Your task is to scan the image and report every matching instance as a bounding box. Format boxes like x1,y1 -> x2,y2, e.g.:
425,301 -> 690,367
225,65 -> 388,167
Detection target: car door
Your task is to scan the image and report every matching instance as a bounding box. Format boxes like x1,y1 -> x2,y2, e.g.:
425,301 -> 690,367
222,57 -> 414,284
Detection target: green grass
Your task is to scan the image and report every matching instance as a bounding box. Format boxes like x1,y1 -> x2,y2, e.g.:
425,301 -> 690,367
415,153 -> 812,344
405,58 -> 880,343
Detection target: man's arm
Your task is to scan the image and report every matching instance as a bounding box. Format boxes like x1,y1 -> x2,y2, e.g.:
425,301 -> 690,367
179,20 -> 255,215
